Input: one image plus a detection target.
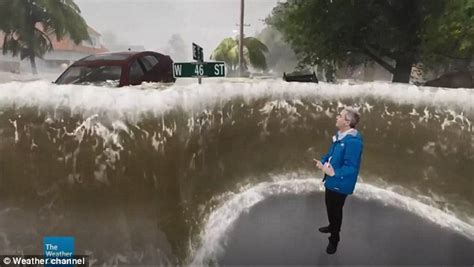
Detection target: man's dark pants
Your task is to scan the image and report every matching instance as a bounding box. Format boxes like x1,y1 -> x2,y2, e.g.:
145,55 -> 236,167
325,188 -> 348,244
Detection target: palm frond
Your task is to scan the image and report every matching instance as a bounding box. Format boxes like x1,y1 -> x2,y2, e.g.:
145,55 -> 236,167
243,37 -> 268,70
0,0 -> 90,73
211,38 -> 239,69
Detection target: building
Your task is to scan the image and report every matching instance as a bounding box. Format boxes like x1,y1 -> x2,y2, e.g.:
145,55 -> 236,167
0,25 -> 108,73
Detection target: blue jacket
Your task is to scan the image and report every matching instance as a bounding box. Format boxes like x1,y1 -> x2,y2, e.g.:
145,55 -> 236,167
320,129 -> 363,195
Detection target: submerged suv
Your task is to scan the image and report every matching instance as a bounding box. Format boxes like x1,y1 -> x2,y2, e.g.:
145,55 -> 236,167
55,51 -> 175,87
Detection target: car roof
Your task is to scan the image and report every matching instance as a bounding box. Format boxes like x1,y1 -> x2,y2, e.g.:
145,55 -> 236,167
72,51 -> 165,67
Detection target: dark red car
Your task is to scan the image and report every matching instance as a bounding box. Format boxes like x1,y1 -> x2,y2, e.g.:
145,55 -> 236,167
55,51 -> 175,87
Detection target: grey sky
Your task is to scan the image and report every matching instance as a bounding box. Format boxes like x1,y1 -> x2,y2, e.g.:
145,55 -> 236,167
75,0 -> 280,58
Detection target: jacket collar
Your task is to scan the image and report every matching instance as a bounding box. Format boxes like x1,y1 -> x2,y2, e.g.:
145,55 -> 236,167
332,128 -> 358,142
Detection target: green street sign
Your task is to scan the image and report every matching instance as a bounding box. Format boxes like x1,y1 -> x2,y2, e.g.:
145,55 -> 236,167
192,43 -> 203,61
173,62 -> 226,78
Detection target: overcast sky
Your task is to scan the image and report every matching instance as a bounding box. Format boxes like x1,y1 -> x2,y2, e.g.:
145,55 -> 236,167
75,0 -> 280,58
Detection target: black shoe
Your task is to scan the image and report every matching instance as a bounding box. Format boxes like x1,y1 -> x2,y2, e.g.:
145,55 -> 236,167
326,241 -> 338,254
318,226 -> 331,233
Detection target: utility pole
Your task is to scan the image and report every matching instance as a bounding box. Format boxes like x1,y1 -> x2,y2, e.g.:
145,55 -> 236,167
239,0 -> 244,77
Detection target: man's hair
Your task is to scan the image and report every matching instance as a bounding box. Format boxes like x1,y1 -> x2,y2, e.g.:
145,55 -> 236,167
344,107 -> 360,128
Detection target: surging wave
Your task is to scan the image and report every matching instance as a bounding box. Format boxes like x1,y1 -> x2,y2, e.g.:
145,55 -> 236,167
0,79 -> 472,264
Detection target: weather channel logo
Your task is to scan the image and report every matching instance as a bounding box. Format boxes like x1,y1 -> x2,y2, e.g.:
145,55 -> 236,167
43,236 -> 87,266
0,237 -> 87,266
44,236 -> 74,266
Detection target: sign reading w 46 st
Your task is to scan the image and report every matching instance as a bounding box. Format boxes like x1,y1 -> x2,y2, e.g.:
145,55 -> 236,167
173,62 -> 226,78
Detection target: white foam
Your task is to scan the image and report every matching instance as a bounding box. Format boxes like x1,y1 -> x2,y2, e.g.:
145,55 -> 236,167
189,177 -> 474,265
0,80 -> 473,121
0,71 -> 59,84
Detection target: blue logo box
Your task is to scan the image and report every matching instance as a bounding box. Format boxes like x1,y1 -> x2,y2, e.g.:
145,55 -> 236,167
43,236 -> 74,267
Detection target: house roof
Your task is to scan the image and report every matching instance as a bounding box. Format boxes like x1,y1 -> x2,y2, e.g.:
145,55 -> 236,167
50,36 -> 108,53
0,24 -> 108,54
87,26 -> 101,36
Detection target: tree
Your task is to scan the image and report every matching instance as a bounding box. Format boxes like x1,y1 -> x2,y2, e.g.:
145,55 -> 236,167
422,0 -> 474,72
256,27 -> 298,74
268,0 -> 448,83
164,34 -> 188,61
211,36 -> 269,73
0,0 -> 90,74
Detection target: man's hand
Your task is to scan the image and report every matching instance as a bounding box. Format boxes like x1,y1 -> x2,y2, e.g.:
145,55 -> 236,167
323,163 -> 335,177
313,159 -> 324,169
314,159 -> 335,176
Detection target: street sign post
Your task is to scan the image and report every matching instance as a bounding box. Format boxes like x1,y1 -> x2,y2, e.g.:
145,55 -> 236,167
173,62 -> 226,78
192,43 -> 203,62
192,43 -> 204,83
173,43 -> 226,84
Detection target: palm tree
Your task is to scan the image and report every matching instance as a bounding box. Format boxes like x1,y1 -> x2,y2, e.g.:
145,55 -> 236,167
211,36 -> 268,74
0,0 -> 90,74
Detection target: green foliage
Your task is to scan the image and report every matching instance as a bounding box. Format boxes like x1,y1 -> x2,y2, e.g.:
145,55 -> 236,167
211,36 -> 268,71
244,37 -> 269,70
422,0 -> 474,68
0,0 -> 90,74
211,38 -> 239,70
267,0 -> 463,82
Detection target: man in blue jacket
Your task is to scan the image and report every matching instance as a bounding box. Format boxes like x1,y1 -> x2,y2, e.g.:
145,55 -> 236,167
314,107 -> 363,254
